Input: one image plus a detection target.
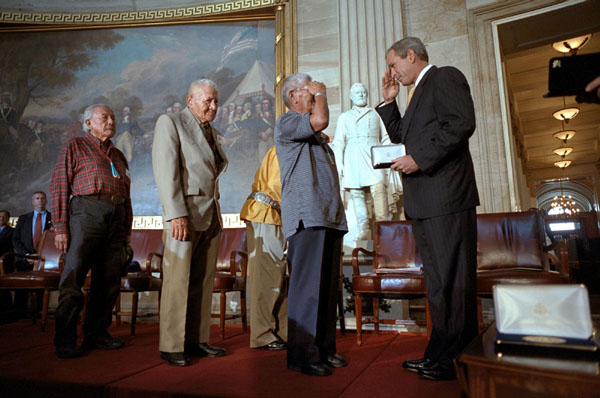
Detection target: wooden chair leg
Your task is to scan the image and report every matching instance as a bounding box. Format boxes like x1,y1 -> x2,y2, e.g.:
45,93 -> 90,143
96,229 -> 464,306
41,289 -> 50,332
337,278 -> 346,335
220,291 -> 226,339
355,293 -> 363,346
240,291 -> 247,332
82,289 -> 89,323
477,296 -> 484,332
373,297 -> 380,335
30,291 -> 37,325
131,291 -> 139,336
425,298 -> 432,338
115,294 -> 122,327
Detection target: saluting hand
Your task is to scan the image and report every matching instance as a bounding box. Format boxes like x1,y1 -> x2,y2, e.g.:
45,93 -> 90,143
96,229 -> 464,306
382,69 -> 399,104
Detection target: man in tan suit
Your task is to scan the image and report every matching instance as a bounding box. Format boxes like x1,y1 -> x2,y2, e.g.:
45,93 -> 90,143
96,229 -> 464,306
152,79 -> 228,367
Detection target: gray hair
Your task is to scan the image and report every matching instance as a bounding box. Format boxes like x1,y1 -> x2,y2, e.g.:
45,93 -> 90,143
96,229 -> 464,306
188,79 -> 218,97
281,72 -> 312,107
387,37 -> 429,62
82,104 -> 110,133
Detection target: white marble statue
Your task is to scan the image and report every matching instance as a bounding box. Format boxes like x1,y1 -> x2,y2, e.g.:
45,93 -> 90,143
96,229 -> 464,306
333,82 -> 400,241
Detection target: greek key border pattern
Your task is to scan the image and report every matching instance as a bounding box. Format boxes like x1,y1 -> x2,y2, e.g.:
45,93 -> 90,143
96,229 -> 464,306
132,215 -> 245,229
0,0 -> 276,24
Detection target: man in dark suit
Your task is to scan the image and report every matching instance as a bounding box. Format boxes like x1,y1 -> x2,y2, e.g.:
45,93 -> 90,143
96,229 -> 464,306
12,191 -> 52,269
376,37 -> 479,381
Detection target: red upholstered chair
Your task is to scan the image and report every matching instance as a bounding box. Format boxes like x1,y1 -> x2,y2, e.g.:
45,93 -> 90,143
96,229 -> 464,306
113,229 -> 164,335
475,209 -> 570,329
212,227 -> 248,339
0,228 -> 63,331
82,229 -> 164,336
352,221 -> 430,345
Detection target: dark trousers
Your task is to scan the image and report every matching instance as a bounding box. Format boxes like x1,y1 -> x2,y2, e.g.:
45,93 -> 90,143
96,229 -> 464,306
286,226 -> 343,366
54,197 -> 127,347
411,208 -> 478,365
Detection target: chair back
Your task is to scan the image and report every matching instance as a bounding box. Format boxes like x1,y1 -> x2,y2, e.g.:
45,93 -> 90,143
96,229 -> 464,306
129,229 -> 164,273
36,229 -> 63,272
373,221 -> 422,273
216,228 -> 246,272
476,210 -> 545,271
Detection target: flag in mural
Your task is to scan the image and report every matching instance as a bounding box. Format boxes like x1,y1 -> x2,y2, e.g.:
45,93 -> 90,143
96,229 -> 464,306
217,25 -> 258,70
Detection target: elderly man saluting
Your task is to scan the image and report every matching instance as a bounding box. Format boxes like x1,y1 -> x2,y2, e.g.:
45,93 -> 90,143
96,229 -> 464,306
152,79 -> 228,367
50,104 -> 132,359
275,73 -> 348,376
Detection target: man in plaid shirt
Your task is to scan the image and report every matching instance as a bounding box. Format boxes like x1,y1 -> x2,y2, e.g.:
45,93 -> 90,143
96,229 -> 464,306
50,104 -> 132,359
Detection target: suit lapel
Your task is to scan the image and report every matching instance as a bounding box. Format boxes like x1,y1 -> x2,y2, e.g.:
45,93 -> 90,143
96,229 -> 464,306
402,66 -> 436,142
181,108 -> 217,172
208,125 -> 228,174
23,212 -> 34,248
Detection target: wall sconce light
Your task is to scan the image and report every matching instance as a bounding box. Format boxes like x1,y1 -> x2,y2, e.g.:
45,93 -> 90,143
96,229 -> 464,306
552,34 -> 591,55
552,107 -> 579,122
554,160 -> 572,169
553,147 -> 573,157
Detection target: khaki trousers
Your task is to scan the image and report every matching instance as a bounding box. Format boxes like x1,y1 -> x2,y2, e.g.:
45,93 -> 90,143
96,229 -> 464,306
247,221 -> 288,348
159,213 -> 221,353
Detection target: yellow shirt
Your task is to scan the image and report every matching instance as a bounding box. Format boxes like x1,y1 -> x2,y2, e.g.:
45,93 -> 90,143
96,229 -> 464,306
240,146 -> 282,226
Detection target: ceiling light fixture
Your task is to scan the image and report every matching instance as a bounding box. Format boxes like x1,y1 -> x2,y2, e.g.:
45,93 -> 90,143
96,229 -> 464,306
553,147 -> 573,157
554,160 -> 571,169
552,107 -> 579,122
552,34 -> 592,55
553,130 -> 576,142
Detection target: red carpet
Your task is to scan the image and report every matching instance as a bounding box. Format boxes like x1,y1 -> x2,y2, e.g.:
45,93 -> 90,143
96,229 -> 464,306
0,320 -> 462,398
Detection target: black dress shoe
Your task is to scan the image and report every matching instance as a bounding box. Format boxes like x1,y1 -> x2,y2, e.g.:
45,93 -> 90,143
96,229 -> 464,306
402,357 -> 437,373
56,345 -> 83,359
418,362 -> 456,381
259,340 -> 287,350
184,342 -> 227,357
160,352 -> 190,367
83,332 -> 124,350
287,361 -> 332,376
324,353 -> 348,368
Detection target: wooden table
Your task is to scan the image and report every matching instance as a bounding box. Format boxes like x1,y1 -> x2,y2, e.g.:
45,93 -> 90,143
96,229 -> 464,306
455,325 -> 600,398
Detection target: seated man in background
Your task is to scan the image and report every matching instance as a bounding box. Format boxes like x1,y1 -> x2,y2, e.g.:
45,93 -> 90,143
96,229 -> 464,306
240,145 -> 288,351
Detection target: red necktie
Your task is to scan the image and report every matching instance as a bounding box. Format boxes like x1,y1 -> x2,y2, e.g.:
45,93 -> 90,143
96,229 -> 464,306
33,212 -> 42,252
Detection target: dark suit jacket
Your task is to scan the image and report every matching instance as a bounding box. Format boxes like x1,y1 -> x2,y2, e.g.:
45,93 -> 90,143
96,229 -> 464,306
12,211 -> 52,254
0,225 -> 14,256
376,65 -> 479,219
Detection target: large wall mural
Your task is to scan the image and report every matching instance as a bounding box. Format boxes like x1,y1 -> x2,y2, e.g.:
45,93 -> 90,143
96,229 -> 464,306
0,20 -> 275,218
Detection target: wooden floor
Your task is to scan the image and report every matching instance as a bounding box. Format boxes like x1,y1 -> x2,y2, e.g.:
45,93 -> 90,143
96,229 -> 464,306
0,319 -> 462,398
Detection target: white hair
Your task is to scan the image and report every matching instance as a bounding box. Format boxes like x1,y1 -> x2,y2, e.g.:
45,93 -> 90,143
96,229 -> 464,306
82,104 -> 110,133
281,73 -> 312,107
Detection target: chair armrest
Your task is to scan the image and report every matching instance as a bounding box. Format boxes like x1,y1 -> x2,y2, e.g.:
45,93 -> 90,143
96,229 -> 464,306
0,252 -> 34,275
230,250 -> 248,278
543,239 -> 570,279
352,247 -> 374,275
144,252 -> 164,277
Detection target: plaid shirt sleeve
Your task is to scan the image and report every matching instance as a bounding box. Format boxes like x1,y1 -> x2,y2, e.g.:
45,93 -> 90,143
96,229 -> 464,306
49,142 -> 75,235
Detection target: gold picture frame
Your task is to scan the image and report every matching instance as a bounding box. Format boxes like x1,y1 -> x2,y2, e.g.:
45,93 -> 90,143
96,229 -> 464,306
0,0 -> 296,229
